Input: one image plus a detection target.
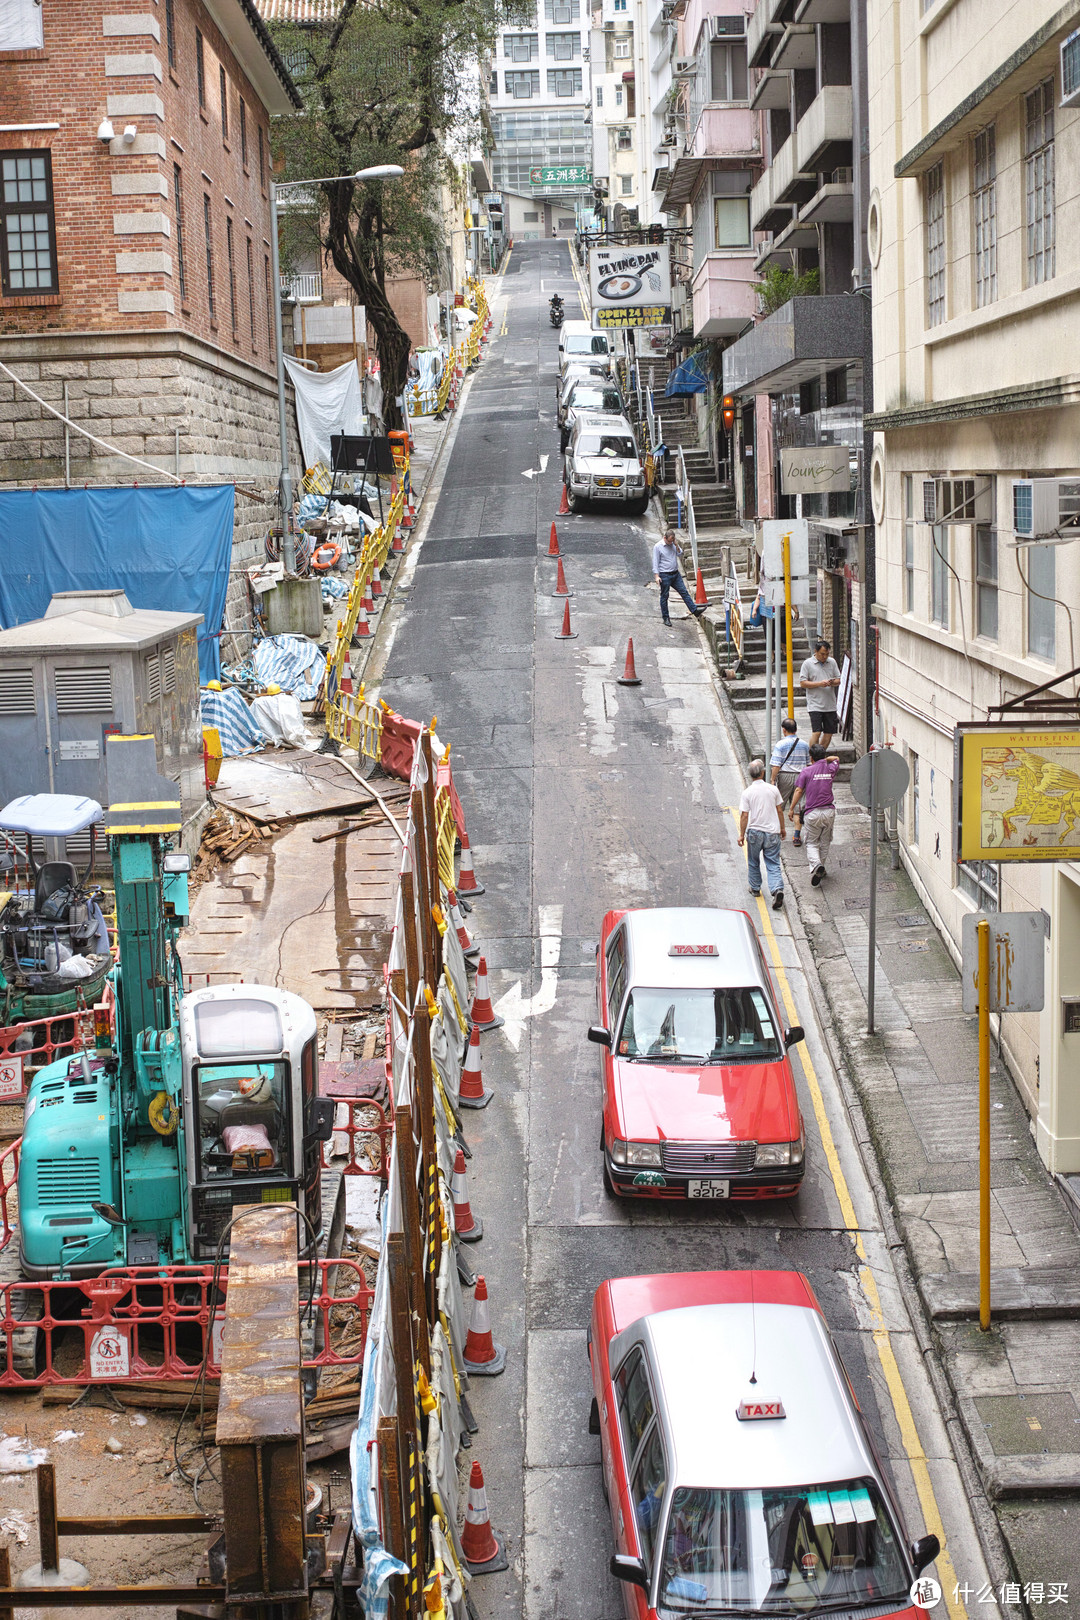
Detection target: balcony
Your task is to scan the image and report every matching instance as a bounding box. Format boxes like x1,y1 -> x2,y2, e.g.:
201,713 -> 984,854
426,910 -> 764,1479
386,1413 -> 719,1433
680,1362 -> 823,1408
750,153 -> 793,234
721,292 -> 870,397
747,3 -> 782,68
753,212 -> 818,272
691,252 -> 759,337
281,272 -> 323,303
750,129 -> 814,230
799,175 -> 854,224
750,69 -> 792,111
772,24 -> 816,72
795,83 -> 853,175
661,106 -> 760,208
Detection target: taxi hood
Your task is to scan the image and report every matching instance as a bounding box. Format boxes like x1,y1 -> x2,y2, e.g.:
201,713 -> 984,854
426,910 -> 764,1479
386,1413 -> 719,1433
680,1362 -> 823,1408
573,456 -> 640,476
611,1055 -> 799,1144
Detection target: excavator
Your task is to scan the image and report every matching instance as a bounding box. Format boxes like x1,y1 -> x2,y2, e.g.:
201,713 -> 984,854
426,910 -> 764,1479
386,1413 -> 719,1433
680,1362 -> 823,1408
16,734 -> 339,1284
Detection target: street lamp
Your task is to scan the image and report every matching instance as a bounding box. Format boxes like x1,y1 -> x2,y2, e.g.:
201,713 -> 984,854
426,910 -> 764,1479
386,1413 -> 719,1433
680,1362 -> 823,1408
269,164 -> 405,571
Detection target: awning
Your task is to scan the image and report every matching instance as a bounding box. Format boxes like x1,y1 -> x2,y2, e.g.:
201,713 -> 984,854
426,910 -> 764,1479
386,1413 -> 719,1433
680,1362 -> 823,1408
665,351 -> 709,396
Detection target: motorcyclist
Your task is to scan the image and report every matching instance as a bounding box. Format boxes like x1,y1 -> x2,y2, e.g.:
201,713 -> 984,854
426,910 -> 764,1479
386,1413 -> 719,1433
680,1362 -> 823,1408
549,293 -> 564,327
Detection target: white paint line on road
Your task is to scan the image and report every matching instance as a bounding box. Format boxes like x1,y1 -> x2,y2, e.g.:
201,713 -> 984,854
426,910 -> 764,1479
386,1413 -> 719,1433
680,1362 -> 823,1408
493,904 -> 564,1050
579,646 -> 617,757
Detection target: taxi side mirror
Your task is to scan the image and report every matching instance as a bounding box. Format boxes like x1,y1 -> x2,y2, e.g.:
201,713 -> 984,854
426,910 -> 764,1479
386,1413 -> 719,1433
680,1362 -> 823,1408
588,1025 -> 612,1047
910,1534 -> 940,1576
610,1554 -> 649,1590
784,1025 -> 805,1048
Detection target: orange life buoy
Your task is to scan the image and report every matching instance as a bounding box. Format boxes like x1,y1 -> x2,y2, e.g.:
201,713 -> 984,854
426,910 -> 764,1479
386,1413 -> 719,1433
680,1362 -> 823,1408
310,539 -> 342,572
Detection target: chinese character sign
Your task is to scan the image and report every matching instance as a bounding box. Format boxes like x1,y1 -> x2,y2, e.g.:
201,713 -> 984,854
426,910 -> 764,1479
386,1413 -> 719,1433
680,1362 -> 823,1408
531,165 -> 590,186
588,244 -> 672,330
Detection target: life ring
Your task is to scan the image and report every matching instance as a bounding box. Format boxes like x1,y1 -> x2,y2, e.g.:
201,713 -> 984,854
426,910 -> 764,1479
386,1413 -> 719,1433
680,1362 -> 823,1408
310,539 -> 342,572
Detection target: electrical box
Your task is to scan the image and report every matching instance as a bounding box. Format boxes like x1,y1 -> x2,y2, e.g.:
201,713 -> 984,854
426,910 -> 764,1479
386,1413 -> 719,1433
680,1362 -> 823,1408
1062,997 -> 1080,1036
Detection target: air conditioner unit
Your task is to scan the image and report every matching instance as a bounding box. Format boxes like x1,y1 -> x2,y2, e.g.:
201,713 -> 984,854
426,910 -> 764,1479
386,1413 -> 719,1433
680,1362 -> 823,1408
1013,478 -> 1080,538
1061,26 -> 1080,107
709,14 -> 745,37
922,477 -> 992,525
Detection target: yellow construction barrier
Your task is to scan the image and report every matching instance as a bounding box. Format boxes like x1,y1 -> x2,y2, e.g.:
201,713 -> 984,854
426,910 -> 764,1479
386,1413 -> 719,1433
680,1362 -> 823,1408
321,463 -> 406,715
326,683 -> 383,761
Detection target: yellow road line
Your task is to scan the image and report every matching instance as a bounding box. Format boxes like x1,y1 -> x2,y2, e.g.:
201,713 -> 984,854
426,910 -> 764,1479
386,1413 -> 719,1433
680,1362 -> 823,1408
728,809 -> 966,1620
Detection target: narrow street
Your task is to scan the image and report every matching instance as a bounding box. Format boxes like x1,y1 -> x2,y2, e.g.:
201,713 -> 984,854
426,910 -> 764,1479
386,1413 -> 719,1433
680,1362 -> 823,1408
372,240 -> 997,1619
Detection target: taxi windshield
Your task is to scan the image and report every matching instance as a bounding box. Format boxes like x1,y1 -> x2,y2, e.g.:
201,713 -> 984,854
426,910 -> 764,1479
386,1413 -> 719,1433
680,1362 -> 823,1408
658,1480 -> 908,1615
618,987 -> 780,1063
577,434 -> 636,458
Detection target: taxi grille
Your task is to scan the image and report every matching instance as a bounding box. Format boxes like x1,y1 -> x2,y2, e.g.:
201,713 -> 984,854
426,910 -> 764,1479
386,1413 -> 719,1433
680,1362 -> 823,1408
661,1141 -> 756,1175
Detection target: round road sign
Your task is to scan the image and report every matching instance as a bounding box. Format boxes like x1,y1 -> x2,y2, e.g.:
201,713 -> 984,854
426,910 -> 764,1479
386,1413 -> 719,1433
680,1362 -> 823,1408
849,748 -> 910,808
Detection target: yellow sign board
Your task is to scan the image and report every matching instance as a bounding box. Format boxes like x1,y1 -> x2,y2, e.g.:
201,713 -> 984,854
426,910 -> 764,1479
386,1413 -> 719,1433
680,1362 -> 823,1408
958,726 -> 1080,861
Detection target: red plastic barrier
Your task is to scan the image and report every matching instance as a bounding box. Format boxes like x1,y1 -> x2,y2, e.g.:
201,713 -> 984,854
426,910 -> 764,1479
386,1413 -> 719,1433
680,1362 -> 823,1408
380,708 -> 424,781
322,1094 -> 392,1183
0,982 -> 116,1103
0,1137 -> 18,1255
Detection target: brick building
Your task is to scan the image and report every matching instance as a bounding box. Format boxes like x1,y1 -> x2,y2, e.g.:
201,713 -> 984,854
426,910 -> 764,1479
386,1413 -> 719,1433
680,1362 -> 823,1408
0,0 -> 301,638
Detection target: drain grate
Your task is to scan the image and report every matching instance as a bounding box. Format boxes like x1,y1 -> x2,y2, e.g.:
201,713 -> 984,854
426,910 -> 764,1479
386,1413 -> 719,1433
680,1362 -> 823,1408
897,940 -> 929,953
895,912 -> 928,928
844,898 -> 870,910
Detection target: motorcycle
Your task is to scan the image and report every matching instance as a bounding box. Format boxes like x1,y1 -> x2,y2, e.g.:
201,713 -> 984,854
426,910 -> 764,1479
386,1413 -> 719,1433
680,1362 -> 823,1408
549,296 -> 564,328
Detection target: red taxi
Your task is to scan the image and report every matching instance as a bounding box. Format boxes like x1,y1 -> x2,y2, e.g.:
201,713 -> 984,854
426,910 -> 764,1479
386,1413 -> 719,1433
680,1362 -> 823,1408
589,1269 -> 940,1620
590,907 -> 805,1200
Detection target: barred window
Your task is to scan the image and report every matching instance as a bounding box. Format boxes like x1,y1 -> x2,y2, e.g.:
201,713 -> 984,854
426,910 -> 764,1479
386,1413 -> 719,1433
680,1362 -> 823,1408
264,253 -> 273,358
165,0 -> 176,68
972,127 -> 996,307
196,29 -> 206,106
924,161 -> 945,326
203,195 -> 215,319
549,67 -> 582,95
506,69 -> 540,97
0,151 -> 57,295
239,98 -> 248,168
173,163 -> 186,303
226,216 -> 238,332
1025,80 -> 1055,286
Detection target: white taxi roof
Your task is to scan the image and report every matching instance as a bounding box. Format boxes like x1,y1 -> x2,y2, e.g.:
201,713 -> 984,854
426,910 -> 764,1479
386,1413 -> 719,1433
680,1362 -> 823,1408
623,906 -> 762,990
643,1301 -> 874,1489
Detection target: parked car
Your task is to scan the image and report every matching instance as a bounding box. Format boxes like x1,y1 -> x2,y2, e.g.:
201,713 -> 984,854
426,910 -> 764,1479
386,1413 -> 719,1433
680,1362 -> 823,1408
590,1267 -> 940,1619
563,415 -> 647,514
590,906 -> 805,1199
558,320 -> 615,377
558,375 -> 625,449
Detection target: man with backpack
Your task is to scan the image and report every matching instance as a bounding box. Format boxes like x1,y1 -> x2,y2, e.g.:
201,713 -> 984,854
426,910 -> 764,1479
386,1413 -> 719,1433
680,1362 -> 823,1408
770,717 -> 810,848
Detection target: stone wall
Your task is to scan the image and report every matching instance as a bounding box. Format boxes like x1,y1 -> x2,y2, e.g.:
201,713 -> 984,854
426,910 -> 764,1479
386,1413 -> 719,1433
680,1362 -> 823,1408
0,327 -> 300,665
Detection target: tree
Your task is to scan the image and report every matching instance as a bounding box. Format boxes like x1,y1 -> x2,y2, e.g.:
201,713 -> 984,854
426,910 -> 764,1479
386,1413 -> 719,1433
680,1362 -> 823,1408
753,265 -> 821,318
268,0 -> 503,427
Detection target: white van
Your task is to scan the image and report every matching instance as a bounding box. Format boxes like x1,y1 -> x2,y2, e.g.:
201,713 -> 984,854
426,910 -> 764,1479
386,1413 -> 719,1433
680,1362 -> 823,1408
558,320 -> 615,377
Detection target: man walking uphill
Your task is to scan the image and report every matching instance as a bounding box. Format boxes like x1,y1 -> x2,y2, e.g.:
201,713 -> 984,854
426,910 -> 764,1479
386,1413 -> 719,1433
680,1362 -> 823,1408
788,745 -> 840,886
652,530 -> 706,627
738,760 -> 786,910
799,638 -> 842,748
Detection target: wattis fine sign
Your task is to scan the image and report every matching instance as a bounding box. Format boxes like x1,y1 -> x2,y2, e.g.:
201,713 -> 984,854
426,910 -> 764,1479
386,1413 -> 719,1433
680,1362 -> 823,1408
780,445 -> 851,495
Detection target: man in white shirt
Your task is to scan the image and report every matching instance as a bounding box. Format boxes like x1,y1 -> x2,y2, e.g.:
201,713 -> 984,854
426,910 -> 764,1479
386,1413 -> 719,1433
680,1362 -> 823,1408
737,759 -> 786,910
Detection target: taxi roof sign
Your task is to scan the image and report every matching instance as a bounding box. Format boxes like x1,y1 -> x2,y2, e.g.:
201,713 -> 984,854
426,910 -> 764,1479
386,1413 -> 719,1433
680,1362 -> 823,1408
669,943 -> 718,956
736,1398 -> 786,1421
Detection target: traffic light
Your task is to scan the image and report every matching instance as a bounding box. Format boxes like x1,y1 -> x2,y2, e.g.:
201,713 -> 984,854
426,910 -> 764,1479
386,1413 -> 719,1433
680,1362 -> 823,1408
647,223 -> 664,244
721,394 -> 736,433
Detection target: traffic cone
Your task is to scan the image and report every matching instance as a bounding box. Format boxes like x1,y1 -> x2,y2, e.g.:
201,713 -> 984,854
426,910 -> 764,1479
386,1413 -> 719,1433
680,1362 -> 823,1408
461,1460 -> 508,1574
361,579 -> 376,614
402,489 -> 416,529
695,567 -> 709,607
452,1146 -> 482,1242
552,557 -> 573,598
392,519 -> 405,553
617,638 -> 641,687
449,887 -> 480,961
354,603 -> 371,638
370,567 -> 384,598
459,1023 -> 493,1109
470,956 -> 504,1033
558,483 -> 570,516
554,599 -> 577,640
463,1276 -> 506,1376
457,832 -> 485,896
547,521 -> 561,557
339,653 -> 354,696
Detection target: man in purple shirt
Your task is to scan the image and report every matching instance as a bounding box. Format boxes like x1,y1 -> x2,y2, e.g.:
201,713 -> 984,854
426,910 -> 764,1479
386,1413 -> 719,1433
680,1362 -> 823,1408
788,745 -> 840,886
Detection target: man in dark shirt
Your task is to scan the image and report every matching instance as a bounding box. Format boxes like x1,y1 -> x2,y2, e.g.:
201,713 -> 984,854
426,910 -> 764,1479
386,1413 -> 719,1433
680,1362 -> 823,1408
788,745 -> 840,886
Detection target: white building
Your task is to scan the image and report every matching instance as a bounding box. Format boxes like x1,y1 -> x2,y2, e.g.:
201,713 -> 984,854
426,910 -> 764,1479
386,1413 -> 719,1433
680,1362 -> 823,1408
590,0 -> 653,226
489,0 -> 593,228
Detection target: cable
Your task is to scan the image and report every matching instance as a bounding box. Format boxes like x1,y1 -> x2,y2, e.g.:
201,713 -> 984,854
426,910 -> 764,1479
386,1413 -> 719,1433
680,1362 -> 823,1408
0,358 -> 183,485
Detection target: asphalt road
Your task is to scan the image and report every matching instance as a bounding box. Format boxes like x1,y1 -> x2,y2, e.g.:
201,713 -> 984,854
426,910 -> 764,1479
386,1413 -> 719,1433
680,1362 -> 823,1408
377,241 -> 994,1620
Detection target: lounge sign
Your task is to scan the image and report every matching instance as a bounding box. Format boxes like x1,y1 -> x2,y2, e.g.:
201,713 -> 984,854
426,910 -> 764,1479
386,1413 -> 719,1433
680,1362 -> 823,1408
780,445 -> 851,495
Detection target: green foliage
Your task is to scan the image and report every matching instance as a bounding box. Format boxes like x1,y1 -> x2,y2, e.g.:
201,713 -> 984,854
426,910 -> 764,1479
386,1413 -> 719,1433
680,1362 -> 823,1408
268,0 -> 502,424
752,265 -> 821,317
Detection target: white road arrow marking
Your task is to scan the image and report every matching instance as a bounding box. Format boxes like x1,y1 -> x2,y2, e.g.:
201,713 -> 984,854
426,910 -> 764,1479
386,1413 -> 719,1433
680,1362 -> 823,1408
522,456 -> 550,480
539,454 -> 549,473
493,904 -> 563,1050
521,467 -> 538,480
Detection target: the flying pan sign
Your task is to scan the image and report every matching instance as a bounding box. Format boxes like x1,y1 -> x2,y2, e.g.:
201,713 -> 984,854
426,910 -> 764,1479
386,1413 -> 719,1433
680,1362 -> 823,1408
589,245 -> 672,330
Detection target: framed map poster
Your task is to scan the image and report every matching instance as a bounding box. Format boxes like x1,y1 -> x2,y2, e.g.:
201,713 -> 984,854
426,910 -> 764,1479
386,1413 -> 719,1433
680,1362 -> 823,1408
956,725 -> 1080,862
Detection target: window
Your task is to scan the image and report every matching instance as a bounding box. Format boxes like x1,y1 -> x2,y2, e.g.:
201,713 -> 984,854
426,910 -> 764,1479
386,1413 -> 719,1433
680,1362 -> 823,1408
165,0 -> 176,69
606,928 -> 627,1025
264,253 -> 273,358
976,520 -> 997,641
621,174 -> 633,195
595,84 -> 603,106
973,126 -> 996,306
903,475 -> 915,612
506,69 -> 540,96
710,39 -> 748,101
0,151 -> 57,294
959,860 -> 998,912
258,125 -> 265,189
614,1349 -> 653,1462
713,195 -> 750,247
220,65 -> 229,141
505,32 -> 538,59
925,161 -> 945,326
196,29 -> 206,107
203,195 -> 215,319
490,70 -> 498,93
910,751 -> 920,845
617,125 -> 632,149
1025,80 -> 1055,285
1027,542 -> 1056,660
173,163 -> 186,303
614,38 -> 631,57
523,209 -> 539,222
629,1423 -> 666,1569
548,67 -> 582,95
544,0 -> 578,17
548,31 -> 580,58
0,0 -> 43,48
239,98 -> 247,167
614,0 -> 627,9
225,216 -> 237,332
930,524 -> 949,627
615,85 -> 623,106
246,237 -> 256,344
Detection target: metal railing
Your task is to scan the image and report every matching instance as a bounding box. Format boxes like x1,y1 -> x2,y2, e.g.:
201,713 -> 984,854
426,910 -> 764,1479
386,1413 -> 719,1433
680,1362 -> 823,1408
280,271 -> 323,302
676,445 -> 699,575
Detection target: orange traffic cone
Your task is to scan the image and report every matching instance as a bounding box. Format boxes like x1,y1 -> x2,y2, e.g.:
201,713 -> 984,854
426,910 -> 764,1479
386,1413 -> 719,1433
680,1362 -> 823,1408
452,1146 -> 482,1242
457,832 -> 485,896
370,567 -> 384,598
695,567 -> 709,607
459,1023 -> 493,1110
464,1276 -> 506,1376
354,603 -> 371,637
617,638 -> 641,687
392,522 -> 405,554
554,599 -> 577,640
547,521 -> 561,558
361,579 -> 376,614
557,483 -> 570,516
461,1460 -> 508,1574
470,956 -> 504,1033
338,652 -> 354,696
552,557 -> 573,598
449,887 -> 480,961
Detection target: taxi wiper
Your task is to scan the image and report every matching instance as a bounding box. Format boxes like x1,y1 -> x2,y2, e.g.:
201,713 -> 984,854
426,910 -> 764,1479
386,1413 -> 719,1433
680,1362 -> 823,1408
638,1052 -> 706,1063
803,1596 -> 910,1615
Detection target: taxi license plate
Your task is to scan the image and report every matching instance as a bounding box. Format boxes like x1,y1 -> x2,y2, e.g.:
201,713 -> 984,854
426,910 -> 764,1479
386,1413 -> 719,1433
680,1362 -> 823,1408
688,1179 -> 730,1199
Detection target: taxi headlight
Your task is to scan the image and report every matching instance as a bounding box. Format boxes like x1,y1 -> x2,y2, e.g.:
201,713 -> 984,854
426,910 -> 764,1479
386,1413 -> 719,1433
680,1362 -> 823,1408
754,1137 -> 804,1168
625,1141 -> 662,1167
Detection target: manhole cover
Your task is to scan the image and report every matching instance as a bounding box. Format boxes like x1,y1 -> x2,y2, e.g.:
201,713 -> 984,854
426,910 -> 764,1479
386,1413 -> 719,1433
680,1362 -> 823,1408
895,912 -> 928,928
877,881 -> 897,892
897,940 -> 929,952
836,806 -> 863,816
974,1393 -> 1080,1455
844,898 -> 870,910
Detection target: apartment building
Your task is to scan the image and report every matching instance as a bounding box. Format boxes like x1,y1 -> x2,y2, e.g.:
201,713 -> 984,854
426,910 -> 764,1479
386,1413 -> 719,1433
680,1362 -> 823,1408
0,0 -> 299,557
721,0 -> 874,744
489,0 -> 592,227
590,0 -> 648,227
866,0 -> 1080,1172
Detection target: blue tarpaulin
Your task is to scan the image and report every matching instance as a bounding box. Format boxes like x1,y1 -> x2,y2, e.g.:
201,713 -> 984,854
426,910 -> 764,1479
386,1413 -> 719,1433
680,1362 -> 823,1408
0,485 -> 234,682
665,351 -> 709,396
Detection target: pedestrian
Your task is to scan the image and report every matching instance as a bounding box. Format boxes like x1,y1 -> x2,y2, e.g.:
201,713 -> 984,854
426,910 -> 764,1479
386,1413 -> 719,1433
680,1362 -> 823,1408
788,744 -> 841,886
737,759 -> 786,910
770,716 -> 810,848
798,638 -> 842,748
652,529 -> 706,627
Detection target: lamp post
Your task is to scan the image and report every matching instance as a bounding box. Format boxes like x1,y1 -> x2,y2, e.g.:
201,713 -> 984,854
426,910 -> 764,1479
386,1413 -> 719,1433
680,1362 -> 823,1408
269,164 -> 405,572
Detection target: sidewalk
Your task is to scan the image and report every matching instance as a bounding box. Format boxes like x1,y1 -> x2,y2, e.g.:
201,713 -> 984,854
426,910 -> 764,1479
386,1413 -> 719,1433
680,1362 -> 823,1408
721,687 -> 1080,1601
